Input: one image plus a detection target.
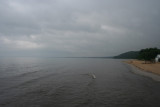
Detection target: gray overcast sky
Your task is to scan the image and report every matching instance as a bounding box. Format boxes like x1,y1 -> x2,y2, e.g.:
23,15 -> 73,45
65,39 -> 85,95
0,0 -> 160,57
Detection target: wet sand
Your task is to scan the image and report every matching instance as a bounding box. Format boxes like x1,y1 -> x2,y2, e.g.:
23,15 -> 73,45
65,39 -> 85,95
125,60 -> 160,75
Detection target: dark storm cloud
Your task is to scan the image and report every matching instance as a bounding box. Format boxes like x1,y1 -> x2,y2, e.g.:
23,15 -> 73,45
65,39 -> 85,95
0,0 -> 160,56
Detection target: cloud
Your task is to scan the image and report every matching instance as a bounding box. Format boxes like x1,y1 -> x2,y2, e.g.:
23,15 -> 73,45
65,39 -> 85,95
0,36 -> 44,50
0,0 -> 160,57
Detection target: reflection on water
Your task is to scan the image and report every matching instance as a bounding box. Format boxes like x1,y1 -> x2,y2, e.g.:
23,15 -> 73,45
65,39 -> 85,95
0,57 -> 160,107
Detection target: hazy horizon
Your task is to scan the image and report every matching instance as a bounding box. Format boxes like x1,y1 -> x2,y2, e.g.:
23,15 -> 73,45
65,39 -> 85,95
0,0 -> 160,57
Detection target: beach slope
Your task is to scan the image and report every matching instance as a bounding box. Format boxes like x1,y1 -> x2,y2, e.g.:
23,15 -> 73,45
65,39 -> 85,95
125,60 -> 160,75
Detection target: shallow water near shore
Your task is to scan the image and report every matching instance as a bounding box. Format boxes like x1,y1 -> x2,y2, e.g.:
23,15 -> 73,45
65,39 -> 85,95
0,57 -> 160,107
127,63 -> 160,82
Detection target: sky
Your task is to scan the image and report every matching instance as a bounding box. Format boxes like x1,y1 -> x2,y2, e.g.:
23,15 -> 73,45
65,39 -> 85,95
0,0 -> 160,57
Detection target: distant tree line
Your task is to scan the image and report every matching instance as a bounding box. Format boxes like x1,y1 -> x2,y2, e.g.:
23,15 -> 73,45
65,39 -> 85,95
114,51 -> 139,59
138,48 -> 160,63
114,47 -> 160,63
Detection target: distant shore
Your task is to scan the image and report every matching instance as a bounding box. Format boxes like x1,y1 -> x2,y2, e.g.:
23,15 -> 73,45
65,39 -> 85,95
125,60 -> 160,76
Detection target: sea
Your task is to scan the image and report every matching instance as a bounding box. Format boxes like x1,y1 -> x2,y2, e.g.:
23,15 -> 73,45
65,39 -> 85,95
0,57 -> 160,107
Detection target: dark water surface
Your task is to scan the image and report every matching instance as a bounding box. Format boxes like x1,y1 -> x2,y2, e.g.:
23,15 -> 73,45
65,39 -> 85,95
0,57 -> 160,107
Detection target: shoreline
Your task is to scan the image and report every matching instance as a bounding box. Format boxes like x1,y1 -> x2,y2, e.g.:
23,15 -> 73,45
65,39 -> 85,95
124,60 -> 160,81
124,60 -> 160,76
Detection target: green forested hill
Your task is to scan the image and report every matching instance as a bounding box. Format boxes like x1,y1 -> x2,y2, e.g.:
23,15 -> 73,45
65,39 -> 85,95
114,51 -> 139,59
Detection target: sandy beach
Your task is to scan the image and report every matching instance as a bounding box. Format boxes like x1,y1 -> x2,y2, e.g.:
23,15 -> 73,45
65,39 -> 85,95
125,60 -> 160,75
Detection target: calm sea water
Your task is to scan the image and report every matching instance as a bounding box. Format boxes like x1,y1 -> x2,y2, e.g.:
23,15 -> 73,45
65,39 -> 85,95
0,57 -> 160,107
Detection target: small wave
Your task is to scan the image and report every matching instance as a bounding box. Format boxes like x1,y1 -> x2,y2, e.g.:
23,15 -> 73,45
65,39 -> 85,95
15,70 -> 41,77
91,74 -> 96,79
81,73 -> 96,79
